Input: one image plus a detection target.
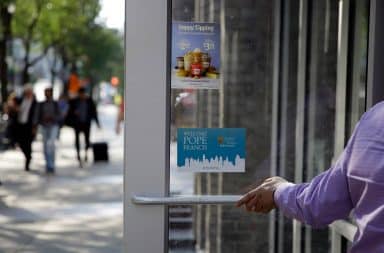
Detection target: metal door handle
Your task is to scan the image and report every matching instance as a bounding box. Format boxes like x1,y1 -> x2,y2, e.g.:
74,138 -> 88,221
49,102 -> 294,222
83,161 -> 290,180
330,220 -> 357,242
132,194 -> 242,205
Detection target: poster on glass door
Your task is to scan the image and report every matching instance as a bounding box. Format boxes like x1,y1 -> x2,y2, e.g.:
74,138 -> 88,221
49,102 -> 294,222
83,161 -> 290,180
171,22 -> 220,89
177,128 -> 245,172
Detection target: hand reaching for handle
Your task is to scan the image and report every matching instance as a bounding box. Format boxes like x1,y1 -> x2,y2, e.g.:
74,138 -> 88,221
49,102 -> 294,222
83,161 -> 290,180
236,177 -> 288,213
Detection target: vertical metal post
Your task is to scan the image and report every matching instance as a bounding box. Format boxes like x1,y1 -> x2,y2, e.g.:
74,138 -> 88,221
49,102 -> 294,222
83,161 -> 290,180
293,0 -> 309,252
196,174 -> 203,251
334,0 -> 350,157
330,0 -> 350,252
194,2 -> 203,252
205,173 -> 212,253
366,0 -> 384,108
270,0 -> 283,252
331,229 -> 342,253
277,0 -> 291,252
216,0 -> 226,252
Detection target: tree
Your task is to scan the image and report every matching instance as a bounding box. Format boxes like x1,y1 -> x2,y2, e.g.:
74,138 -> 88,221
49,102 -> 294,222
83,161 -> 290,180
0,0 -> 15,104
77,26 -> 124,88
12,0 -> 100,84
57,22 -> 124,92
5,0 -> 122,96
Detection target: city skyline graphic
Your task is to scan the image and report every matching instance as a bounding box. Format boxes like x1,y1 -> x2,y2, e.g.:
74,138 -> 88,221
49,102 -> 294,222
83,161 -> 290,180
177,128 -> 246,172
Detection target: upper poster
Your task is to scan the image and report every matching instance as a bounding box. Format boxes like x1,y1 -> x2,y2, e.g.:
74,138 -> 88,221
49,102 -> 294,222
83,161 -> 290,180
171,22 -> 221,89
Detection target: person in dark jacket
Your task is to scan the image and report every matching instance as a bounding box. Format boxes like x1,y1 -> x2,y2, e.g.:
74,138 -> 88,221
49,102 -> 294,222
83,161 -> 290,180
3,92 -> 19,148
35,87 -> 60,174
67,87 -> 100,167
14,85 -> 37,171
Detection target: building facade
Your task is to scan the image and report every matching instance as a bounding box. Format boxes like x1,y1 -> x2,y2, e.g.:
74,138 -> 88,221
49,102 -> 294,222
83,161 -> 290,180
124,0 -> 384,252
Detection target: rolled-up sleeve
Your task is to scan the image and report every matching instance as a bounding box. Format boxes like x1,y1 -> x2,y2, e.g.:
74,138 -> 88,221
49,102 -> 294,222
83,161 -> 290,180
274,150 -> 353,228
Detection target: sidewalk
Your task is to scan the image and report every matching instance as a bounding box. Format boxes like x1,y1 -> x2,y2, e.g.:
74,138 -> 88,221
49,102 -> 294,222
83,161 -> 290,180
0,105 -> 123,253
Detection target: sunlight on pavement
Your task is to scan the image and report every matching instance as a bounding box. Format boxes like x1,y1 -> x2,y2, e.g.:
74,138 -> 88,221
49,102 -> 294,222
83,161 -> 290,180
0,104 -> 123,253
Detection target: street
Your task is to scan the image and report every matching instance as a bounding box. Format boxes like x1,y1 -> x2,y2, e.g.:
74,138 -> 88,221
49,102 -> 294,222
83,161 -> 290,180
0,104 -> 123,253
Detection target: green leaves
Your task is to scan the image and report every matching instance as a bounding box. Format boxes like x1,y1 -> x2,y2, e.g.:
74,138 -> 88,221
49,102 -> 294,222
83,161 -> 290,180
9,0 -> 123,85
13,0 -> 100,49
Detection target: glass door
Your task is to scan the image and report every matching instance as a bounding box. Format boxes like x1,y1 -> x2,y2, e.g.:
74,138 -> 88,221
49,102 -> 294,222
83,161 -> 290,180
124,0 -> 375,252
169,1 -> 278,252
124,0 -> 280,252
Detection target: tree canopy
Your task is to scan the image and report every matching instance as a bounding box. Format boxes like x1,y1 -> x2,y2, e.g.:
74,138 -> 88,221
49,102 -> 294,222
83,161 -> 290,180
1,0 -> 124,91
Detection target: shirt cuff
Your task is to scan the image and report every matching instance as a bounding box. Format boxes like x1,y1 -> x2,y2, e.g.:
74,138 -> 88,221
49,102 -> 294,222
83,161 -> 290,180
274,182 -> 295,209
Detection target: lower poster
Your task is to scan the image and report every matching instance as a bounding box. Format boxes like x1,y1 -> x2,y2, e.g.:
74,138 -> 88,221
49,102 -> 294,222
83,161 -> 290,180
177,128 -> 246,172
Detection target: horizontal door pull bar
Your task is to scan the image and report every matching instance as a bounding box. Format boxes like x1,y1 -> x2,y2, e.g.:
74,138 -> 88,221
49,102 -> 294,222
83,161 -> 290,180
132,194 -> 242,205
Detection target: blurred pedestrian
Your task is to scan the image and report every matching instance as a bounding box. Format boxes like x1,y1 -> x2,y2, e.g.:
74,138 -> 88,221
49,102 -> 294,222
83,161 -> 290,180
68,66 -> 81,99
67,87 -> 100,167
57,93 -> 69,139
35,87 -> 60,174
3,92 -> 19,148
14,85 -> 37,171
115,99 -> 124,134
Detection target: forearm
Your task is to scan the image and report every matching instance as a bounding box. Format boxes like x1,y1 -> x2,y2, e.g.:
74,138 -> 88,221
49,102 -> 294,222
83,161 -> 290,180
274,167 -> 353,228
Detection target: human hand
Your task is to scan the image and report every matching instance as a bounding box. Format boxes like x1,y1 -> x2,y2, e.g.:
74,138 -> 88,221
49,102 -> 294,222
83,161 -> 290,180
236,177 -> 288,213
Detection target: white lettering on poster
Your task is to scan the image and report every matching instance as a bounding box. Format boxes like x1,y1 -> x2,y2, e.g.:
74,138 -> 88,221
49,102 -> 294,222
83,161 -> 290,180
178,24 -> 215,33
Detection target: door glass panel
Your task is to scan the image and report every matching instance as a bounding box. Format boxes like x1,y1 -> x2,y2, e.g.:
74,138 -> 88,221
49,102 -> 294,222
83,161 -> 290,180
345,0 -> 370,250
170,0 -> 276,252
347,0 -> 369,137
278,1 -> 300,252
304,1 -> 340,252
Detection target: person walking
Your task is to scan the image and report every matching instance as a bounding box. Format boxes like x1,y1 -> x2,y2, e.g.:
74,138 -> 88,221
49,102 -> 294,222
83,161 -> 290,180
35,87 -> 60,174
67,87 -> 100,167
68,66 -> 81,99
115,99 -> 124,135
3,92 -> 19,148
57,93 -> 69,140
14,85 -> 37,171
237,102 -> 384,252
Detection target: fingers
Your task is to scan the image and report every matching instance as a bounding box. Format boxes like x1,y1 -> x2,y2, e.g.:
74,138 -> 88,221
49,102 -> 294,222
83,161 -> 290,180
245,193 -> 260,211
245,194 -> 259,212
237,182 -> 263,207
236,191 -> 254,207
237,190 -> 274,214
236,177 -> 274,210
237,188 -> 263,213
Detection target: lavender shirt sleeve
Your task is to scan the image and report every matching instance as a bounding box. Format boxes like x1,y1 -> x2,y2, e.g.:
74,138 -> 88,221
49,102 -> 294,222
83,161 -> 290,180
274,149 -> 354,228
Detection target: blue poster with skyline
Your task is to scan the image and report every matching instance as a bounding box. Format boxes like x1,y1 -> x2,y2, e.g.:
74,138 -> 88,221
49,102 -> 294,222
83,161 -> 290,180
171,22 -> 220,89
177,128 -> 246,172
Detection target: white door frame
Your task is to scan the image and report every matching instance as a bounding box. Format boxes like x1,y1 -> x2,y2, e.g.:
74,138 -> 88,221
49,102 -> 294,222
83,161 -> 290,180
124,0 -> 170,252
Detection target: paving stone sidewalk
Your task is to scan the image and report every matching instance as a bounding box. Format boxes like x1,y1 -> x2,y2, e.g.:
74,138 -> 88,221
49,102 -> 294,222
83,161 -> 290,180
0,105 -> 123,253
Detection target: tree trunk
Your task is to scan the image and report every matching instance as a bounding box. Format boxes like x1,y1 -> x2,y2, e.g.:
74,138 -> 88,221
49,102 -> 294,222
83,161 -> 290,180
20,1 -> 44,86
50,48 -> 58,87
0,5 -> 12,104
21,41 -> 31,85
0,39 -> 7,104
59,48 -> 69,96
22,64 -> 30,85
50,69 -> 55,87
